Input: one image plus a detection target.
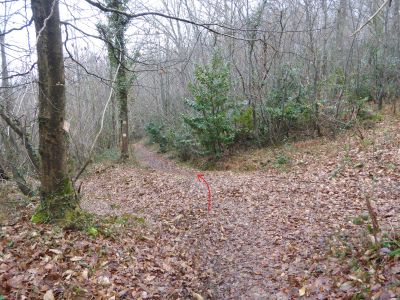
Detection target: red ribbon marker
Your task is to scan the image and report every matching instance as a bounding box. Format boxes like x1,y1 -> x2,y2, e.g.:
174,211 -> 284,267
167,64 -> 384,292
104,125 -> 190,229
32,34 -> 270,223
197,173 -> 212,212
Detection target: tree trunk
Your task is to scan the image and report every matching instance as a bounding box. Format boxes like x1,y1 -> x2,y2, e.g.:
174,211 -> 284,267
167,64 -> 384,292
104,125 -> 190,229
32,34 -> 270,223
394,0 -> 400,113
106,0 -> 130,160
321,0 -> 328,78
31,0 -> 77,223
378,2 -> 390,110
1,32 -> 11,113
336,0 -> 347,68
118,62 -> 129,160
111,77 -> 117,147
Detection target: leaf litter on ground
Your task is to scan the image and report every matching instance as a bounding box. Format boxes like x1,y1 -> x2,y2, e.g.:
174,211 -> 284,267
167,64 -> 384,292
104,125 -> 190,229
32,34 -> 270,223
0,117 -> 399,299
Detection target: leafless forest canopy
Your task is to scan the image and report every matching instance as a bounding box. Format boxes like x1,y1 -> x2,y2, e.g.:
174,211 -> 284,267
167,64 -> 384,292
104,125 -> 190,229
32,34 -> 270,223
1,0 -> 399,173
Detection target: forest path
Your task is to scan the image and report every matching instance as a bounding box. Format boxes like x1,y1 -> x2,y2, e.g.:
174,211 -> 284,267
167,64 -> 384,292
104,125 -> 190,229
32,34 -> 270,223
133,142 -> 194,175
130,143 -> 295,298
82,122 -> 400,299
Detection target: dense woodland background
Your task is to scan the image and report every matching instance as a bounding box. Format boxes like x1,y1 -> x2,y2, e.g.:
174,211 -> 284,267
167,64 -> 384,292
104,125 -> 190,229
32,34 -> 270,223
1,0 -> 399,184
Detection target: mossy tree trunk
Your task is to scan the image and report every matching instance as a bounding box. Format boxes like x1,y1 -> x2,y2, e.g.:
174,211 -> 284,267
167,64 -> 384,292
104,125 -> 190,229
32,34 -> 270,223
31,0 -> 78,223
115,20 -> 129,159
118,60 -> 129,160
103,0 -> 130,160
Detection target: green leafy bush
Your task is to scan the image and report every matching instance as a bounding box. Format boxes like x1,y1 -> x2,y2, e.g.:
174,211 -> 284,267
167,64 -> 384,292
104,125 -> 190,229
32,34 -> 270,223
233,105 -> 254,140
183,53 -> 235,159
172,128 -> 199,161
259,65 -> 312,143
275,154 -> 291,166
145,121 -> 168,153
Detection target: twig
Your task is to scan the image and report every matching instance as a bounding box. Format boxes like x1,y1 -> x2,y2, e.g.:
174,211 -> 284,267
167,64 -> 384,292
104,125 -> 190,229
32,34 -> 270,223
63,24 -> 112,85
365,194 -> 380,245
351,0 -> 391,36
0,18 -> 33,37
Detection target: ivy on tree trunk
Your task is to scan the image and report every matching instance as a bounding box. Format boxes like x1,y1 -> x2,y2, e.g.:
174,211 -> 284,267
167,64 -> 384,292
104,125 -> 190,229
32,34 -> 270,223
98,0 -> 130,160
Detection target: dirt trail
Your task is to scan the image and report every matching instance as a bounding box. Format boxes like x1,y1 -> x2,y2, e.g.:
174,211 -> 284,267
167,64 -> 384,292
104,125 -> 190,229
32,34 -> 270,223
133,143 -> 194,175
83,125 -> 400,299
131,144 -> 298,298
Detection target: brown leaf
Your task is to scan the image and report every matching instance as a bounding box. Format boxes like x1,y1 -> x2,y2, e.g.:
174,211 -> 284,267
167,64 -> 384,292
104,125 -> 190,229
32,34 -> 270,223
192,292 -> 204,300
48,249 -> 62,255
43,290 -> 55,300
6,275 -> 24,289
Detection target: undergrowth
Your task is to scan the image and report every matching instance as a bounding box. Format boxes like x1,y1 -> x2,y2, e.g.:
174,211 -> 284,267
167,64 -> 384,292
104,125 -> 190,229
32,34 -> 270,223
328,213 -> 400,299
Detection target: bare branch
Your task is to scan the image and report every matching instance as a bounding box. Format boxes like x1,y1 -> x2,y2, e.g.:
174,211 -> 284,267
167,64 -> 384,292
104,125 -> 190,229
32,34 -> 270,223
0,18 -> 33,37
0,104 -> 40,172
0,63 -> 36,81
351,0 -> 391,36
63,23 -> 112,85
84,0 -> 264,43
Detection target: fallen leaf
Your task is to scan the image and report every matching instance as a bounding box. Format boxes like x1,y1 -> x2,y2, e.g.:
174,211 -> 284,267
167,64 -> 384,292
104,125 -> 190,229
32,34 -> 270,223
340,281 -> 353,292
348,275 -> 363,283
81,269 -> 89,280
299,286 -> 306,297
70,256 -> 83,262
43,290 -> 55,300
49,249 -> 62,255
145,275 -> 155,281
63,269 -> 74,280
98,275 -> 111,286
6,275 -> 24,289
192,292 -> 204,300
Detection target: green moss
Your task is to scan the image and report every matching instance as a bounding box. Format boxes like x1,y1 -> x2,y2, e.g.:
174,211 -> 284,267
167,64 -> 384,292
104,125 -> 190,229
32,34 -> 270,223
87,227 -> 99,237
360,139 -> 374,149
99,227 -> 113,238
31,209 -> 50,224
64,210 -> 97,230
63,179 -> 74,195
32,178 -> 80,226
62,209 -> 83,229
352,216 -> 364,225
275,154 -> 290,166
134,216 -> 146,225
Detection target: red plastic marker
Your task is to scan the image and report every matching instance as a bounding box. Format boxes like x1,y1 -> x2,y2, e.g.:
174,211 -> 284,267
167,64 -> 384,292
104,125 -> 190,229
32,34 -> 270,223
197,173 -> 212,212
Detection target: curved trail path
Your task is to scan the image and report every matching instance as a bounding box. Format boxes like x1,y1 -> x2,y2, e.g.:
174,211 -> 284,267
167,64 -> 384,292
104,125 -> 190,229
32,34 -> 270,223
83,137 -> 400,299
133,143 -> 194,175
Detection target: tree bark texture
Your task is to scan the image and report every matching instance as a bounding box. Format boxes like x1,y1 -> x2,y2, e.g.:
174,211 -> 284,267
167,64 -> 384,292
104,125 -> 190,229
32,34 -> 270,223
31,0 -> 77,221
